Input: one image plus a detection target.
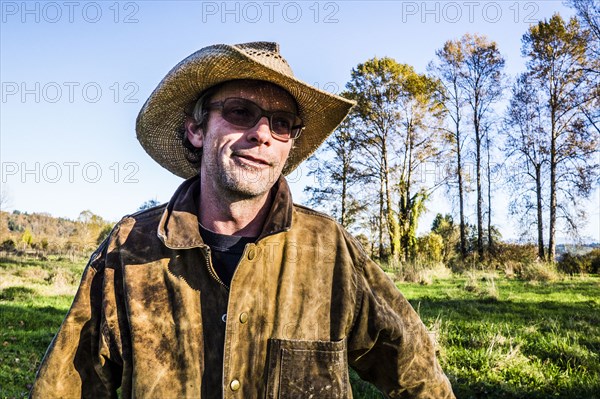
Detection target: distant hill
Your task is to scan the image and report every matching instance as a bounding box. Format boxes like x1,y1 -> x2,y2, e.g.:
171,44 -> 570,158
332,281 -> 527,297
2,209 -> 597,259
0,210 -> 113,255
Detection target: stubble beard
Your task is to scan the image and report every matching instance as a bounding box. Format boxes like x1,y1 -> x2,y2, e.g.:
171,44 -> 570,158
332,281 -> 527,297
209,159 -> 282,201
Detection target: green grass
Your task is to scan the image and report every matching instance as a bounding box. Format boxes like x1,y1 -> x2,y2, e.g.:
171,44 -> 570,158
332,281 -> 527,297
0,255 -> 86,399
1,256 -> 599,398
400,274 -> 600,399
0,296 -> 74,398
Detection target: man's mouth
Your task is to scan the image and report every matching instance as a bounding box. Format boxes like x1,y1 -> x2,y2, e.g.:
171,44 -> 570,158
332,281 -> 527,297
233,153 -> 272,167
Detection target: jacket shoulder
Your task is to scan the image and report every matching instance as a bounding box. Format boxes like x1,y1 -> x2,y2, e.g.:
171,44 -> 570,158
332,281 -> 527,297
115,203 -> 167,233
292,203 -> 370,260
123,203 -> 167,223
292,203 -> 339,224
99,204 -> 167,257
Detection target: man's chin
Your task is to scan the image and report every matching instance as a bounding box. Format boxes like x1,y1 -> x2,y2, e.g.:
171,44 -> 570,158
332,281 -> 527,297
220,168 -> 278,199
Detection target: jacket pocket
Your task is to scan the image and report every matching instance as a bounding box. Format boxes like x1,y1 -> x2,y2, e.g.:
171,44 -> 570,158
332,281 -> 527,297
266,338 -> 350,399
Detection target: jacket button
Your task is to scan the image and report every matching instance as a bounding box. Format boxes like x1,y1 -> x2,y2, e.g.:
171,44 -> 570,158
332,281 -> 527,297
247,249 -> 256,260
239,312 -> 248,323
230,379 -> 241,391
221,314 -> 227,323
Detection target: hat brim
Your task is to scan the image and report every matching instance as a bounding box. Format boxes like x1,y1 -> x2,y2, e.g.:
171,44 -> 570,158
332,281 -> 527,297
136,43 -> 355,178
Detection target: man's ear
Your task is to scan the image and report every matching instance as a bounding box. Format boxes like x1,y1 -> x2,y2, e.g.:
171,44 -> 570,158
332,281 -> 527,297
185,119 -> 204,149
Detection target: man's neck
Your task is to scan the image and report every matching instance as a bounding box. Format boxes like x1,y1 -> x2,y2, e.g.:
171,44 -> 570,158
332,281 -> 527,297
198,181 -> 273,237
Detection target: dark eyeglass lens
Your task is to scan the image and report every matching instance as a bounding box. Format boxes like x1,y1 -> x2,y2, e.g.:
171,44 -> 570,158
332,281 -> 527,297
222,100 -> 257,126
271,114 -> 293,135
219,98 -> 300,139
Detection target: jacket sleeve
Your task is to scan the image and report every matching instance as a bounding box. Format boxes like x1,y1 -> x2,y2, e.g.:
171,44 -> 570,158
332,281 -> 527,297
347,256 -> 455,399
29,234 -> 124,399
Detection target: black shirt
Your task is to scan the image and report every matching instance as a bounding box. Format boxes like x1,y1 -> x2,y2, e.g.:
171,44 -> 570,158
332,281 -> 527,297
199,224 -> 257,286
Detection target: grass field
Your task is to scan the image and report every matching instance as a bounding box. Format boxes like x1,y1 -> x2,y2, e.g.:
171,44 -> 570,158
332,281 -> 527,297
401,275 -> 600,399
1,255 -> 599,398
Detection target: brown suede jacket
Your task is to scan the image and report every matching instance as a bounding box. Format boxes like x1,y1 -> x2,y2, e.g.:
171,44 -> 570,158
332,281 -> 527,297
30,175 -> 455,399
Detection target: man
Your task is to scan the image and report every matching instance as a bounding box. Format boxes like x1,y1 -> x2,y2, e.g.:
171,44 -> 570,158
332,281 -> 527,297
30,42 -> 455,398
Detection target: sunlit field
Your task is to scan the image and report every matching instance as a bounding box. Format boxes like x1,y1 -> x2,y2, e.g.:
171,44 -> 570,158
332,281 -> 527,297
1,255 -> 598,399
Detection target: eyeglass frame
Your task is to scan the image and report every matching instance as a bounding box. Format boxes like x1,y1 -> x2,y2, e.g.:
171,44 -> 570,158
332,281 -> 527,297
206,97 -> 305,142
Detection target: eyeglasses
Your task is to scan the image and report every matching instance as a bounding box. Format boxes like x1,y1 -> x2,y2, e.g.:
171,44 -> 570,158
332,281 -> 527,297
207,97 -> 304,141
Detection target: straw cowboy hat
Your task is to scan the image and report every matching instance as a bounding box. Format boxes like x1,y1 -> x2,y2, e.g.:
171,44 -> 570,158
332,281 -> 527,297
136,41 -> 356,178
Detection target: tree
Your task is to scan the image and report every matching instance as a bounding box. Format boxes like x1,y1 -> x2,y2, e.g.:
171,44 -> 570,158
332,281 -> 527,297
40,237 -> 49,252
567,0 -> 600,70
417,233 -> 444,264
428,40 -> 469,260
77,210 -> 107,251
567,0 -> 600,137
457,34 -> 505,261
484,124 -> 495,255
1,239 -> 16,252
304,118 -> 365,229
504,73 -> 550,259
522,14 -> 599,261
345,58 -> 411,259
96,224 -> 114,245
346,57 -> 445,261
21,229 -> 33,249
138,199 -> 161,211
431,213 -> 459,262
395,69 -> 446,261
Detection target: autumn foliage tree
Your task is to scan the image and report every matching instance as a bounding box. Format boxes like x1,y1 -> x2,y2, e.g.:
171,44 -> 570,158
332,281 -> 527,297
345,57 -> 410,259
394,70 -> 446,261
344,57 -> 444,261
522,14 -> 600,261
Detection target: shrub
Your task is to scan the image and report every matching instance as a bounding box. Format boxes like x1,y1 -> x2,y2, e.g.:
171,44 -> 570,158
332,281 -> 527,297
393,260 -> 451,284
493,242 -> 538,265
0,286 -> 36,300
16,267 -> 50,282
1,239 -> 16,252
518,262 -> 559,282
461,271 -> 499,301
480,276 -> 499,302
502,260 -> 522,279
590,249 -> 600,274
46,268 -> 79,286
416,233 -> 444,264
557,253 -> 588,274
447,253 -> 481,273
558,249 -> 600,275
395,260 -> 427,283
463,272 -> 480,292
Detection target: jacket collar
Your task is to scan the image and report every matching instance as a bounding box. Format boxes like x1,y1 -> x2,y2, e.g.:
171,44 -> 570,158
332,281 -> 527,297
157,174 -> 293,249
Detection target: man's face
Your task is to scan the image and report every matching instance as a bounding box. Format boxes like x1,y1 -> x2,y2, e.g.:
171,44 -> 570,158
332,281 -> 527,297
187,80 -> 297,199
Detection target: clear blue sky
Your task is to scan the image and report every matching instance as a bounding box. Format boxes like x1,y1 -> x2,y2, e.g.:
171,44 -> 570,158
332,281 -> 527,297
1,0 -> 598,242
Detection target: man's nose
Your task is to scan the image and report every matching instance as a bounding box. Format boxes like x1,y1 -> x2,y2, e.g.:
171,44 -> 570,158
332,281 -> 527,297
247,116 -> 272,145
